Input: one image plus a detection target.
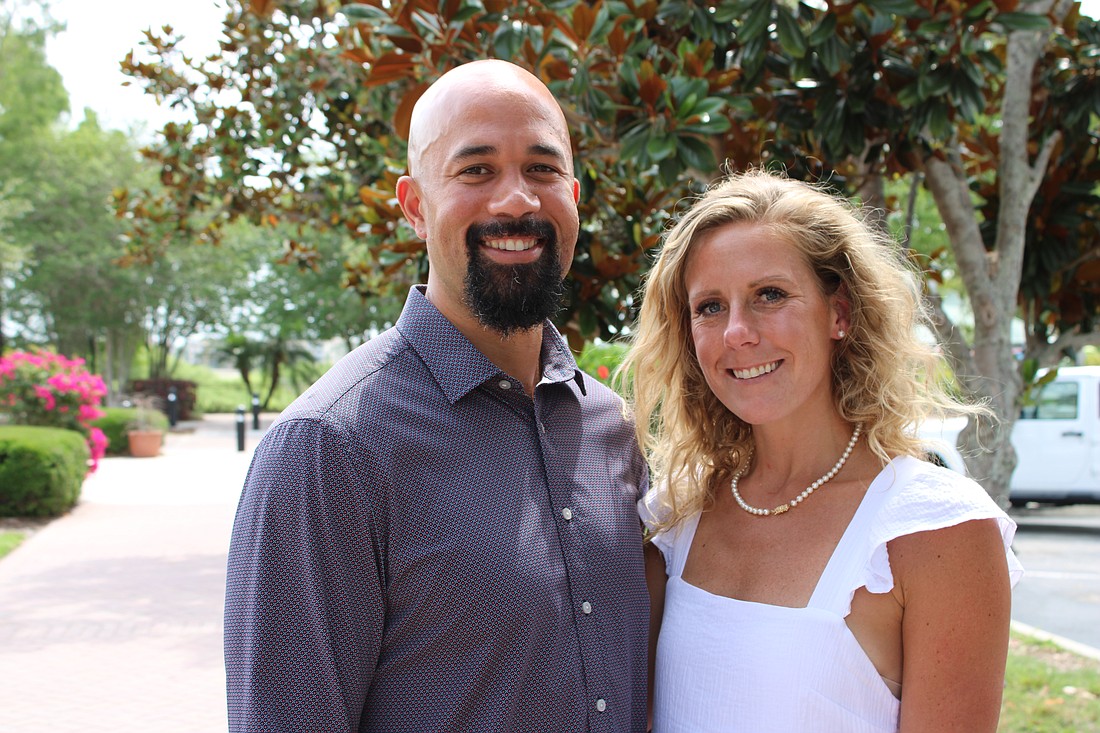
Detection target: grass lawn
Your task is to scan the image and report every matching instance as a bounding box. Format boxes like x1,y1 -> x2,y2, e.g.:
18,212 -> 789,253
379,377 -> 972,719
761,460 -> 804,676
0,529 -> 26,560
1001,631 -> 1100,732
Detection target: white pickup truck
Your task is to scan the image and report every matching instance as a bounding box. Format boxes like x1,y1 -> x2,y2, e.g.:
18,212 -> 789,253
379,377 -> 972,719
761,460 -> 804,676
921,365 -> 1100,506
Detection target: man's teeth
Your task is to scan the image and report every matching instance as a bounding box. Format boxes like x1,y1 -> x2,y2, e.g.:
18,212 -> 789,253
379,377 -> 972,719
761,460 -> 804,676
485,238 -> 535,252
733,361 -> 779,379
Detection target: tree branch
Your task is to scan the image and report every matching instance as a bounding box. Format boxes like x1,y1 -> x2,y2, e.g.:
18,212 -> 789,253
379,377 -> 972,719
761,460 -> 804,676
924,286 -> 977,379
922,150 -> 996,331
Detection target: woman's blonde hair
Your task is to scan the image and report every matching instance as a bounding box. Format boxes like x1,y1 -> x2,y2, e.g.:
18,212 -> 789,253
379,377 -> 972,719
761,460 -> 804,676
621,169 -> 979,531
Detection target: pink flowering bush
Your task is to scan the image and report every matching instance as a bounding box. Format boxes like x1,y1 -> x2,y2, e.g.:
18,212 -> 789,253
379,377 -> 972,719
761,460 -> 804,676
0,350 -> 109,473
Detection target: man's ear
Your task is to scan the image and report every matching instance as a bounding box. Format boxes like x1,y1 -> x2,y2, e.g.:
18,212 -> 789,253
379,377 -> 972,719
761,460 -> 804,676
572,177 -> 580,204
396,175 -> 428,240
831,283 -> 852,339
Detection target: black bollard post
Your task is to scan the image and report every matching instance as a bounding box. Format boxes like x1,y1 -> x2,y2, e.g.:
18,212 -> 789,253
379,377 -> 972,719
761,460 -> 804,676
166,386 -> 179,428
251,393 -> 261,430
236,405 -> 246,452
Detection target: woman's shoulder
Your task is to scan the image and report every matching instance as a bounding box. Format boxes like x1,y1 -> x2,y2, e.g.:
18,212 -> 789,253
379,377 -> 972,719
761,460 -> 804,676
872,455 -> 1009,534
860,455 -> 1023,593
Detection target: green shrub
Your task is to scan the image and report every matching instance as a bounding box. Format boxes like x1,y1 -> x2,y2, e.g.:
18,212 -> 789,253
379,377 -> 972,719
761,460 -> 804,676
92,407 -> 137,456
91,406 -> 169,456
576,341 -> 630,391
0,426 -> 89,517
128,378 -> 198,420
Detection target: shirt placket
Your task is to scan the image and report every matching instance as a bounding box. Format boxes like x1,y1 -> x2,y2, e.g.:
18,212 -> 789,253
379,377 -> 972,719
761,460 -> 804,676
534,387 -> 615,733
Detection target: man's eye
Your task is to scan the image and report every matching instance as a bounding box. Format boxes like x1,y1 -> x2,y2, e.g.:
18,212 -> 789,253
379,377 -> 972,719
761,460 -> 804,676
461,165 -> 490,175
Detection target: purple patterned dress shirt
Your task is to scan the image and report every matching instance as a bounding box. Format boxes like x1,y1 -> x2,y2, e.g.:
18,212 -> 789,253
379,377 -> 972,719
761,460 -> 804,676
224,286 -> 649,733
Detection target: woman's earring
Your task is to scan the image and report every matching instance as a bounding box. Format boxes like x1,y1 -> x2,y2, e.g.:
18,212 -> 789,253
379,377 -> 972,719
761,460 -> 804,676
837,330 -> 846,338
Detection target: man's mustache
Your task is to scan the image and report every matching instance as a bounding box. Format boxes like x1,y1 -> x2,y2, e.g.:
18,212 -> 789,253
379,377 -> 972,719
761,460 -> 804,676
467,218 -> 556,243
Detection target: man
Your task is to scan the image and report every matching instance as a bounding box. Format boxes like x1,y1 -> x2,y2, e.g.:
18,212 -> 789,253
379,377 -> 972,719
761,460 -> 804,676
224,60 -> 649,733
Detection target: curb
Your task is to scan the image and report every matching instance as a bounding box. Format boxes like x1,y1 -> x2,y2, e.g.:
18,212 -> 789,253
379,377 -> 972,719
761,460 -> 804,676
1011,620 -> 1100,662
1012,519 -> 1100,537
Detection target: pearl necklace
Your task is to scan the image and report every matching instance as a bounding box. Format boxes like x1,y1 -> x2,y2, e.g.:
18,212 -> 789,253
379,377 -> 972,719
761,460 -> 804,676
730,424 -> 862,517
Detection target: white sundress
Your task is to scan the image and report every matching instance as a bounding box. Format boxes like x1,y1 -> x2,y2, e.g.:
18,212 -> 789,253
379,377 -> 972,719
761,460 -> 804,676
646,455 -> 1024,733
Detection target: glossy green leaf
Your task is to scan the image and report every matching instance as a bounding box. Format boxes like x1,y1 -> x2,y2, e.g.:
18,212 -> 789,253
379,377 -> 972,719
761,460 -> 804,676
963,0 -> 995,21
739,0 -> 774,42
774,8 -> 808,60
341,3 -> 391,21
646,133 -> 677,162
808,13 -> 838,46
677,134 -> 717,171
690,96 -> 726,117
927,102 -> 950,139
619,127 -> 649,164
816,35 -> 846,76
917,19 -> 949,35
680,113 -> 732,134
869,9 -> 896,37
866,0 -> 920,15
994,12 -> 1052,32
448,5 -> 482,25
658,156 -> 681,186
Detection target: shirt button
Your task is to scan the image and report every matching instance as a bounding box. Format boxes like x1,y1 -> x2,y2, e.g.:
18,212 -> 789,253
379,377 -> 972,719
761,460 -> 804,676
498,379 -> 512,390
581,601 -> 592,615
595,698 -> 607,712
561,507 -> 573,521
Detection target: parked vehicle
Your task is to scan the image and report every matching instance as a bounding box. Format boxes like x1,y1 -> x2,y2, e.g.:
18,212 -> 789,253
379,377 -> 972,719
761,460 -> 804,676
920,366 -> 1100,506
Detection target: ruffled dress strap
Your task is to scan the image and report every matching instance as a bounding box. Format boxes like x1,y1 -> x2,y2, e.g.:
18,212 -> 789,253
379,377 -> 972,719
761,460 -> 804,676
639,490 -> 699,579
810,455 -> 1024,617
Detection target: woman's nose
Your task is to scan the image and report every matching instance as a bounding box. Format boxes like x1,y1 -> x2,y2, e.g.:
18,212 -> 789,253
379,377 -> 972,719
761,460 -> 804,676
723,309 -> 758,348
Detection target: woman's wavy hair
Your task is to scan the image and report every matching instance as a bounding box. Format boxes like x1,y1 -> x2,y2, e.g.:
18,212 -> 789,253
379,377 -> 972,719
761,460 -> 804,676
621,169 -> 982,532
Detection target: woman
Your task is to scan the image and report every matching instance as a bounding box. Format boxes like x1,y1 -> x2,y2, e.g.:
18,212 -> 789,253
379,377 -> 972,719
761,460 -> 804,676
625,170 -> 1022,732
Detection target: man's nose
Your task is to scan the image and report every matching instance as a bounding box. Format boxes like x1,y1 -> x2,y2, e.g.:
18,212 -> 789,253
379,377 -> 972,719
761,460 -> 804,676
486,172 -> 540,218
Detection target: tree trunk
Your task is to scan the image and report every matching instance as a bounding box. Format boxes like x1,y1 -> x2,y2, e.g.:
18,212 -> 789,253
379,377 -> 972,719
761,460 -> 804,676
919,1 -> 1064,507
922,151 -> 1017,507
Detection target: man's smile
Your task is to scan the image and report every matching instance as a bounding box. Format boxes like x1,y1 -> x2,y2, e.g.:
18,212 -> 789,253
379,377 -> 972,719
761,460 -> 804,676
484,237 -> 539,252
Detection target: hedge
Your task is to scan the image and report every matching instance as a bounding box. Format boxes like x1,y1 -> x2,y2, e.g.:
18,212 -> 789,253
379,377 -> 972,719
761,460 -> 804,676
91,407 -> 168,457
128,378 -> 198,420
0,426 -> 89,517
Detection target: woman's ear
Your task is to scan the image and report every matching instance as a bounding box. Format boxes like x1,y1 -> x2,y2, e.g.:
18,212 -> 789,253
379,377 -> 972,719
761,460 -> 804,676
831,284 -> 851,339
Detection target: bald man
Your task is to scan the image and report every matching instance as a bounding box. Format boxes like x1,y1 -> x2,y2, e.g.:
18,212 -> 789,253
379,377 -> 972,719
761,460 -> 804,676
224,60 -> 650,733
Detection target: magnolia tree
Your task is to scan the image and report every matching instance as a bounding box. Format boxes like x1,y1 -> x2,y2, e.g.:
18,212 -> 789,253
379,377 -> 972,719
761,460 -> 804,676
120,0 -> 1100,504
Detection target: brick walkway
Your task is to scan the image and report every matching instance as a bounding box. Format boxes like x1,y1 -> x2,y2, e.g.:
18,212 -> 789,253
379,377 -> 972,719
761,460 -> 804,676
0,414 -> 267,733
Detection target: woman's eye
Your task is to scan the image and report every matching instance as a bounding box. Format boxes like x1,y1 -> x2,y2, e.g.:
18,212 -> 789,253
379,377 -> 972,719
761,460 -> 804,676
694,300 -> 722,316
759,287 -> 787,303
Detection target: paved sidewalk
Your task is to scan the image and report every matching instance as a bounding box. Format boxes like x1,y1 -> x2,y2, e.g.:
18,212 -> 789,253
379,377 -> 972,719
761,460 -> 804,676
0,413 -> 267,733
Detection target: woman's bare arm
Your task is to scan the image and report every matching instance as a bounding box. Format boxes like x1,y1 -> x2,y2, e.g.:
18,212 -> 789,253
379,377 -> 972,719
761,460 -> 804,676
892,518 -> 1012,733
644,541 -> 667,731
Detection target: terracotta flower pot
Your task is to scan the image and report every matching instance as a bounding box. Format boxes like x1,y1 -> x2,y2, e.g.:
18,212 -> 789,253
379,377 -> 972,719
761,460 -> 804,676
127,430 -> 163,458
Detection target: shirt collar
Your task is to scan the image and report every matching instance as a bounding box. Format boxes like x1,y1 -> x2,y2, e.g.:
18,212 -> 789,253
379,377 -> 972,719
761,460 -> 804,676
396,286 -> 585,404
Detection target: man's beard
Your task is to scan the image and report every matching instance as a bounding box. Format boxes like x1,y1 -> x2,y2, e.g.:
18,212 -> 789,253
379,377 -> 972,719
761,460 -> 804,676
464,218 -> 566,336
